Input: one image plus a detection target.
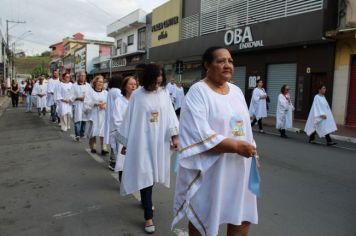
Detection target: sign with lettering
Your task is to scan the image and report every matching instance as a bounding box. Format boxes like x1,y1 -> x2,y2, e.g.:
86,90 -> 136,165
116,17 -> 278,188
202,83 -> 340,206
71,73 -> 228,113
224,26 -> 264,50
152,16 -> 179,32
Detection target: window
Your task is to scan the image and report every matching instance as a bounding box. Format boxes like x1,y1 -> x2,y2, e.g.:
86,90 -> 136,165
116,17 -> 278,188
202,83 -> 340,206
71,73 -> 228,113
117,39 -> 122,50
138,27 -> 146,50
127,34 -> 134,46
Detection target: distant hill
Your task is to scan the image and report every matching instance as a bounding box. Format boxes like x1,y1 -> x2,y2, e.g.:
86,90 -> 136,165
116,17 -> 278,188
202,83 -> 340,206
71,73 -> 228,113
14,56 -> 50,74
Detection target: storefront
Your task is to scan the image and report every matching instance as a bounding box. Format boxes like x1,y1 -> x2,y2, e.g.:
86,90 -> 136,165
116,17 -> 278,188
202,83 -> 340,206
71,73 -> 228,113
149,0 -> 338,119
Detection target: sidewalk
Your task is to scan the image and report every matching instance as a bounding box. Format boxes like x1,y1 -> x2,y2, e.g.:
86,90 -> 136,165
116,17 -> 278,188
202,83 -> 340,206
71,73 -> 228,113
0,96 -> 10,117
263,116 -> 356,143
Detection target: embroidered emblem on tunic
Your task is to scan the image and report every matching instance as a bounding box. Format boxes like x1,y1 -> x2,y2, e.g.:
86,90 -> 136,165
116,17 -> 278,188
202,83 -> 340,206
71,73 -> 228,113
230,115 -> 245,136
150,111 -> 159,123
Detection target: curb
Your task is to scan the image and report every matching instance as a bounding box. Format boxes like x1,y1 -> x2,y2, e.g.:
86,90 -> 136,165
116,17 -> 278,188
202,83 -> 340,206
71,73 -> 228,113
0,97 -> 10,117
284,126 -> 356,144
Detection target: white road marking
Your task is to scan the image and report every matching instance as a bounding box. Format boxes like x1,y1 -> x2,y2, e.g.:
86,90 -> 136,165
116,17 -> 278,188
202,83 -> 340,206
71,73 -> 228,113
86,148 -> 104,163
53,205 -> 102,219
173,228 -> 189,236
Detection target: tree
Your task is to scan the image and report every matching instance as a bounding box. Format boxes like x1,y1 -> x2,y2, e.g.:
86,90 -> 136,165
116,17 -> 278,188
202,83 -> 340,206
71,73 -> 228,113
41,51 -> 51,57
31,65 -> 47,78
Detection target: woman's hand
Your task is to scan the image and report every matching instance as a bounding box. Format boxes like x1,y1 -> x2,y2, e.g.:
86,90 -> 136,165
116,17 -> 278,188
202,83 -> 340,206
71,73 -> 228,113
235,140 -> 256,158
171,135 -> 179,150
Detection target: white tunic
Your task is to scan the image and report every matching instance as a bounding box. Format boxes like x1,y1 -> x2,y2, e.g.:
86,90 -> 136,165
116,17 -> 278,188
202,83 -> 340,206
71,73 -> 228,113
249,87 -> 267,120
118,87 -> 179,195
304,94 -> 337,137
113,96 -> 129,172
174,87 -> 185,110
276,93 -> 294,129
71,82 -> 91,123
32,83 -> 47,109
103,88 -> 122,145
172,81 -> 258,236
55,82 -> 73,117
85,89 -> 108,137
166,82 -> 177,105
46,78 -> 60,107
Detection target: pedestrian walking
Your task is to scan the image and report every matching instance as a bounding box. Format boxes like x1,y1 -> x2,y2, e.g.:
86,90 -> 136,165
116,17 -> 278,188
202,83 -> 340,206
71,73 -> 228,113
84,75 -> 108,154
276,84 -> 294,138
174,82 -> 185,117
112,76 -> 137,179
305,84 -> 337,146
47,69 -> 60,123
32,76 -> 47,116
104,75 -> 123,169
71,71 -> 91,141
24,79 -> 33,112
55,72 -> 73,132
172,47 -> 259,236
166,78 -> 177,106
249,79 -> 268,133
10,80 -> 20,107
1,79 -> 6,96
118,64 -> 179,233
19,80 -> 26,104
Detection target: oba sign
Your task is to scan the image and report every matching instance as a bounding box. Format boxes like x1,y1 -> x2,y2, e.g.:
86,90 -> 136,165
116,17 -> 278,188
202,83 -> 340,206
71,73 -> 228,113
224,26 -> 264,49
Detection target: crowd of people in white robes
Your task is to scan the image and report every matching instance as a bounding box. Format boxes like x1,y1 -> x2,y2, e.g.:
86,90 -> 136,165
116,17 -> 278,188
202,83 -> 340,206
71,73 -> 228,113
18,45 -> 341,236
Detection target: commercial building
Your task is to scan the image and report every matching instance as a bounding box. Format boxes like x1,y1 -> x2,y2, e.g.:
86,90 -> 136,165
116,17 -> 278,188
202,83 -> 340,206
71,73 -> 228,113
150,0 -> 338,119
328,0 -> 356,126
96,9 -> 150,80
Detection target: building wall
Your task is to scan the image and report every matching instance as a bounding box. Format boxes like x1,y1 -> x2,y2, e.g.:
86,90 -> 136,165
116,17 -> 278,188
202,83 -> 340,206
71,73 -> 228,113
151,0 -> 182,47
332,37 -> 356,124
114,28 -> 139,55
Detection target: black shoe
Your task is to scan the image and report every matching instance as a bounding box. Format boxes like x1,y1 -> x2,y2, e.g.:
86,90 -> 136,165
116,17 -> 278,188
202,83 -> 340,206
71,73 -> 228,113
308,139 -> 316,144
327,142 -> 337,146
101,150 -> 109,155
91,149 -> 96,153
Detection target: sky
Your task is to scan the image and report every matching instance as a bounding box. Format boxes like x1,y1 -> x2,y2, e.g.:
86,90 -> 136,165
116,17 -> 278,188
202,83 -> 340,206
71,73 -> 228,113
0,0 -> 169,55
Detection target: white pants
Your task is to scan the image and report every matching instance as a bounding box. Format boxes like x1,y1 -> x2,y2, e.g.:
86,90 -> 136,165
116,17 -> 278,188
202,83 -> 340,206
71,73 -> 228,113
60,114 -> 71,132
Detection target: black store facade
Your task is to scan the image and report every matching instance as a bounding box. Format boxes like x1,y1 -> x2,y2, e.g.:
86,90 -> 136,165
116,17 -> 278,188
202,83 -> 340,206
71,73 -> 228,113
150,0 -> 338,119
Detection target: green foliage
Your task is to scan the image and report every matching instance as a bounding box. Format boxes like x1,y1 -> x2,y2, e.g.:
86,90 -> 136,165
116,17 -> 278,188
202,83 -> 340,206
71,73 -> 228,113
31,65 -> 47,78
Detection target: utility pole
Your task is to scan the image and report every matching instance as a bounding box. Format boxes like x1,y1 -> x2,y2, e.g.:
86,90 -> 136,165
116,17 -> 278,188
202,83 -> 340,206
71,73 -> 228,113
6,19 -> 26,82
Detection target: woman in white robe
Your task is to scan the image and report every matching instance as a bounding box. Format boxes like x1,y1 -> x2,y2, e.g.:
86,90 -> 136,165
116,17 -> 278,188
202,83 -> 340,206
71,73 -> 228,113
276,84 -> 294,138
103,76 -> 123,167
84,75 -> 108,154
174,82 -> 185,117
55,73 -> 73,132
110,76 -> 137,179
172,47 -> 258,236
118,64 -> 179,233
71,72 -> 92,141
304,85 -> 337,146
32,76 -> 47,116
249,79 -> 268,133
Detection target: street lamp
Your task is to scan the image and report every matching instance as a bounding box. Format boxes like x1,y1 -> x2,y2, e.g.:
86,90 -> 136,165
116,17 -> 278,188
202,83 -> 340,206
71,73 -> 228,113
11,30 -> 32,80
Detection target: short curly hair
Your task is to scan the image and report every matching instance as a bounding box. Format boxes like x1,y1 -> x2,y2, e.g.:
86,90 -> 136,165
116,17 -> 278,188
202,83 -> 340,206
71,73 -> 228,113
141,64 -> 167,91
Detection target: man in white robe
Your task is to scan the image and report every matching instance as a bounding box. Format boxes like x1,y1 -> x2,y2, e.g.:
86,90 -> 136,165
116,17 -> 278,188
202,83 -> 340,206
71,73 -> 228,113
305,85 -> 337,146
71,72 -> 91,141
32,76 -> 47,116
172,81 -> 258,236
47,69 -> 60,123
174,83 -> 185,117
166,78 -> 177,106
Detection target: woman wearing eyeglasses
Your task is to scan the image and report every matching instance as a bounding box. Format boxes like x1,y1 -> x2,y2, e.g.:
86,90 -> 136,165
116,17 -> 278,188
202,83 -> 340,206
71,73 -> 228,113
276,84 -> 294,138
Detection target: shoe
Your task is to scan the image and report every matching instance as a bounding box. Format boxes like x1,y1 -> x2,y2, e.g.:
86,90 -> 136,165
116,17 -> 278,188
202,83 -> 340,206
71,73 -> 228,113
259,130 -> 265,134
101,150 -> 109,155
91,149 -> 96,153
75,136 -> 80,142
327,142 -> 337,146
108,164 -> 115,171
308,140 -> 316,144
144,225 -> 155,234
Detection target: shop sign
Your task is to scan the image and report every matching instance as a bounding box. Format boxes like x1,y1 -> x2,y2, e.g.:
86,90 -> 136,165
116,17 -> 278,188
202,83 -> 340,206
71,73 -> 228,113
224,26 -> 264,50
158,31 -> 168,40
152,16 -> 179,32
74,48 -> 86,72
248,75 -> 260,88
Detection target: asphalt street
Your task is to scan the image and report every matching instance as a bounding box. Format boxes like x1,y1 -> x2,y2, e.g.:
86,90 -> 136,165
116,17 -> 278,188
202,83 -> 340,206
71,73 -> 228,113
0,106 -> 355,236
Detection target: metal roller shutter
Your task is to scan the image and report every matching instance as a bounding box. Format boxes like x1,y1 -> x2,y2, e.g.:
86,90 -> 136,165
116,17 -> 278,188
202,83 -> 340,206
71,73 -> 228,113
346,57 -> 356,125
231,66 -> 246,94
266,63 -> 297,116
